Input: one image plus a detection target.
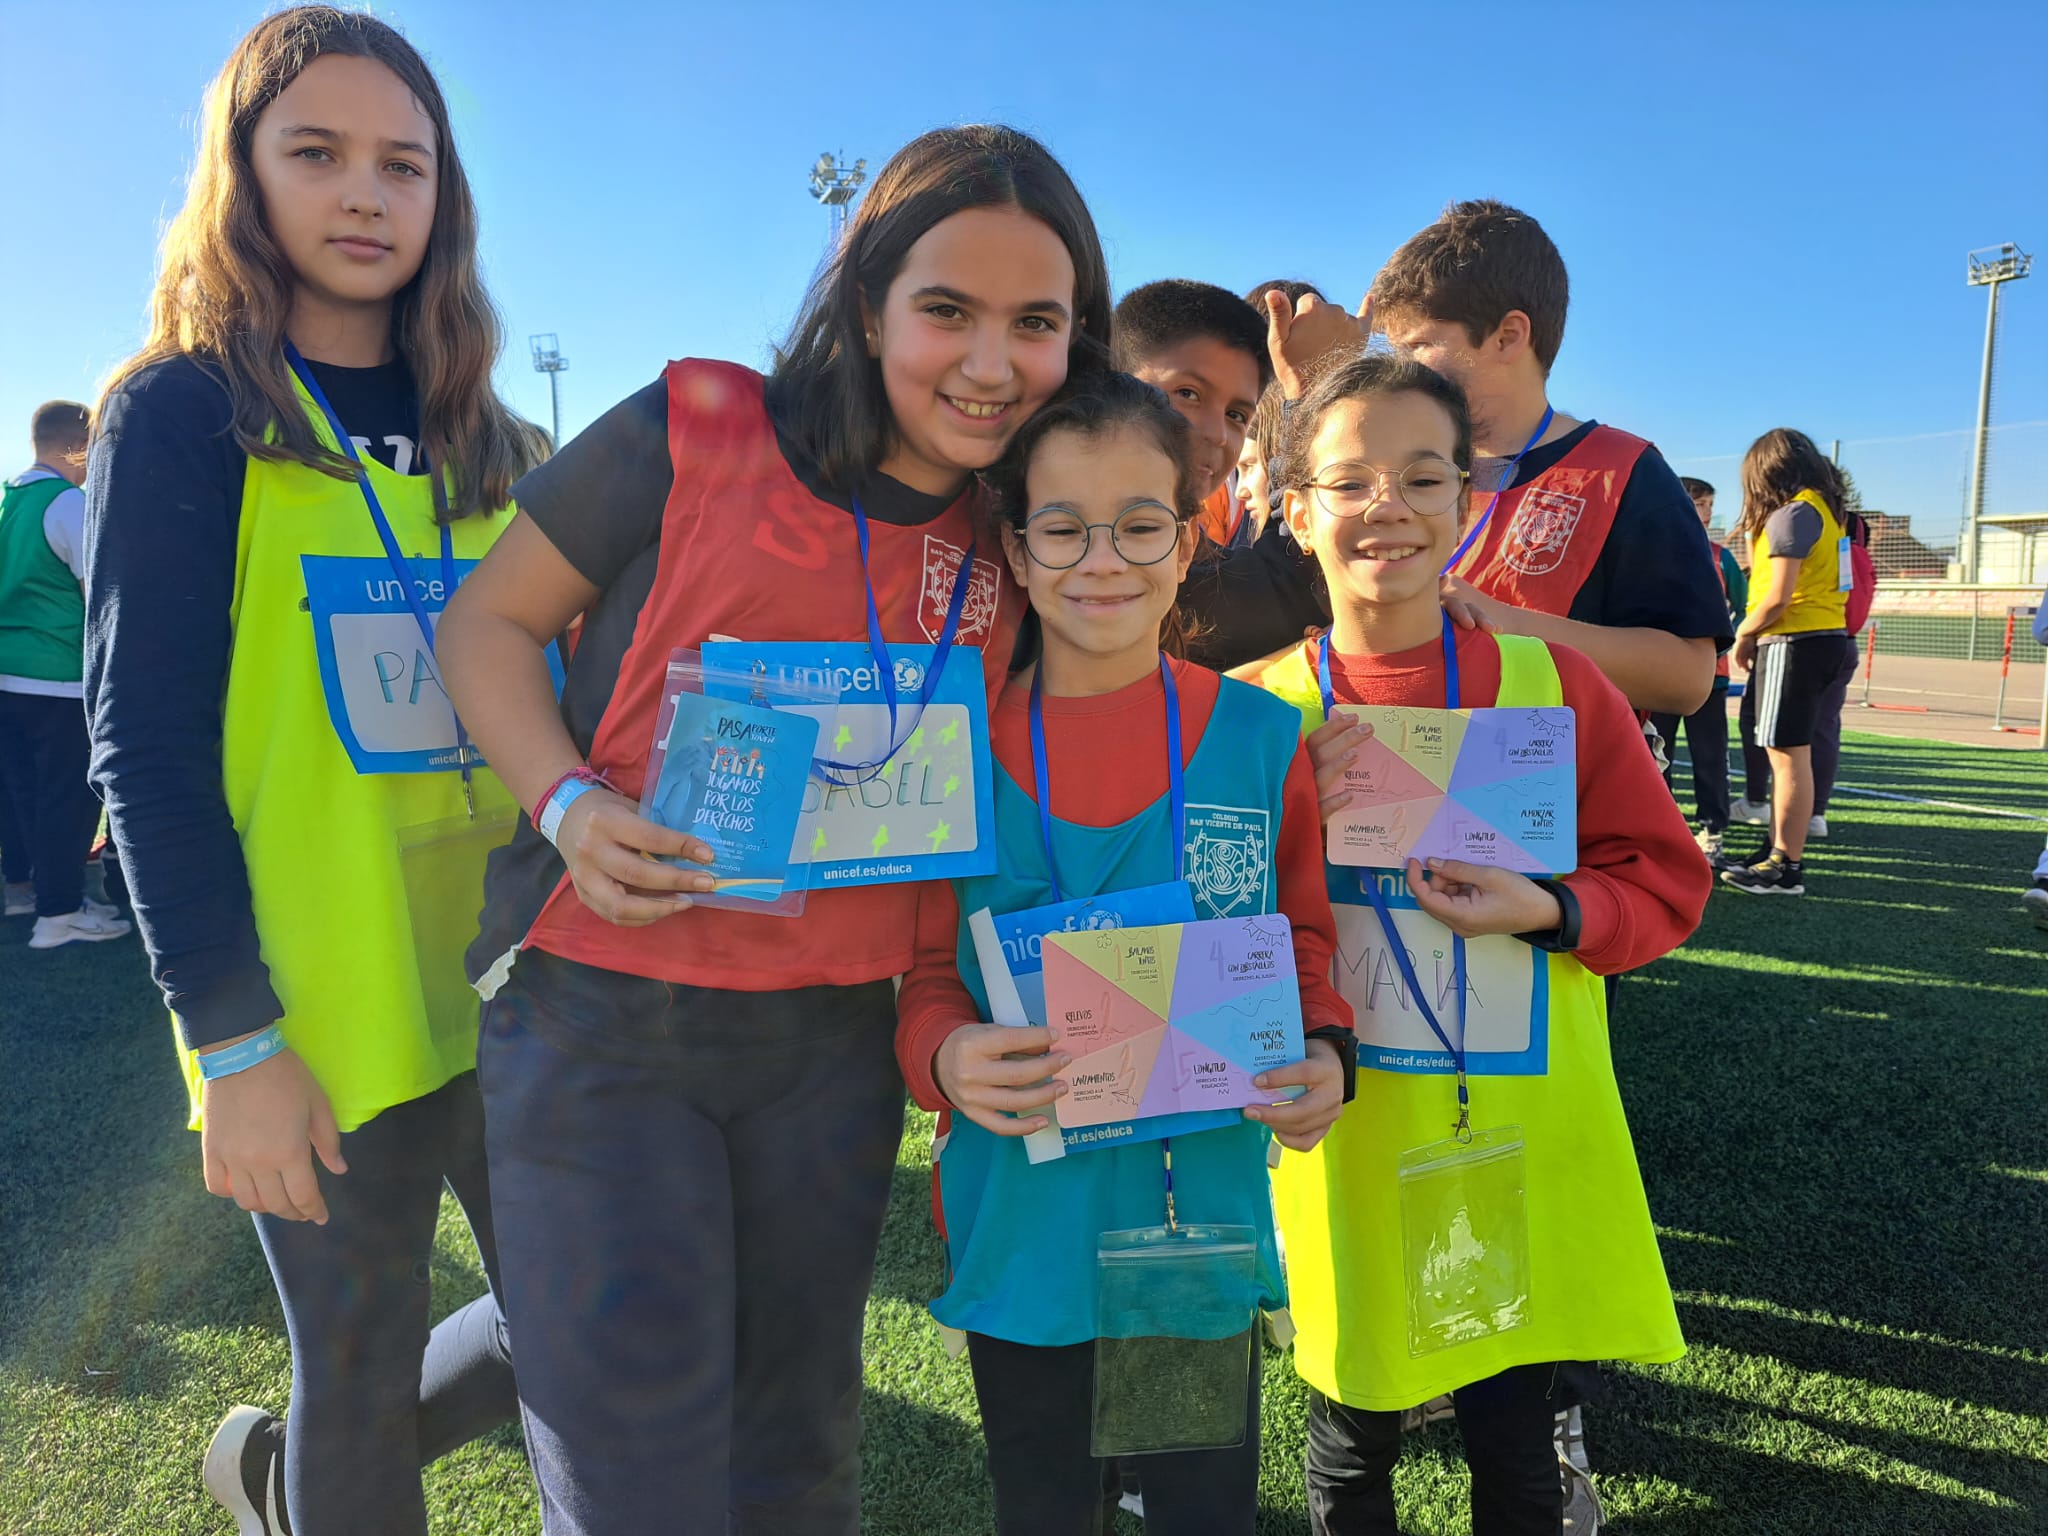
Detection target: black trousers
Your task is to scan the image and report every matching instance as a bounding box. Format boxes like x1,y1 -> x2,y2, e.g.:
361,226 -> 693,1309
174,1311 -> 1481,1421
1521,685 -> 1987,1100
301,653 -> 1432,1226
1306,1365 -> 1566,1536
1650,680 -> 1731,832
0,690 -> 101,916
480,949 -> 906,1536
966,1332 -> 1261,1536
252,1073 -> 515,1536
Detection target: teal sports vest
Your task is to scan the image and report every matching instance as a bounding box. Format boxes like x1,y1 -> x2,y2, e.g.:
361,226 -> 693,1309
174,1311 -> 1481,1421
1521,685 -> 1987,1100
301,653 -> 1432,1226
930,672 -> 1305,1347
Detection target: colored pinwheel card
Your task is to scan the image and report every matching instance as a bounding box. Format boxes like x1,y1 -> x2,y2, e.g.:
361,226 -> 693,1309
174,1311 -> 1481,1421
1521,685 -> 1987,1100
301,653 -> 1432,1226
1041,916 -> 1304,1133
1325,706 -> 1576,875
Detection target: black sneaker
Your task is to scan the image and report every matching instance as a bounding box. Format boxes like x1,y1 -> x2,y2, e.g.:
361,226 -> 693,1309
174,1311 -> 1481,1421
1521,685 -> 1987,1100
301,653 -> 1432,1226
1710,842 -> 1763,874
1721,856 -> 1805,896
204,1405 -> 292,1535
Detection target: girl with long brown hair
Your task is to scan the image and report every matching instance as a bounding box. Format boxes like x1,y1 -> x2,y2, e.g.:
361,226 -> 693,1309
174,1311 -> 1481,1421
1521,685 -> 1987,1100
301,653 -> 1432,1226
434,124 -> 1111,1531
83,9 -> 545,1533
1721,428 -> 1860,895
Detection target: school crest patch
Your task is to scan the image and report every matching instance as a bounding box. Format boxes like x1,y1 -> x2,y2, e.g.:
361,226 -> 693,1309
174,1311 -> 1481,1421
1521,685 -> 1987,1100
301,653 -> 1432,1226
1183,804 -> 1271,918
1502,488 -> 1586,577
920,535 -> 1003,644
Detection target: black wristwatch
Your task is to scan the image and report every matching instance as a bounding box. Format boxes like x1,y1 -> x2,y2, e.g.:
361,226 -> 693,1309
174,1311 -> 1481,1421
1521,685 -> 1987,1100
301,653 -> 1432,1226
1514,877 -> 1581,953
1304,1025 -> 1359,1103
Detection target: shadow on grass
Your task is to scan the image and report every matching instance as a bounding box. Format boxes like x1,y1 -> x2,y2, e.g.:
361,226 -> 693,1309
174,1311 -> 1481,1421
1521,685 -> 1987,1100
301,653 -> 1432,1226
1596,1374 -> 2043,1535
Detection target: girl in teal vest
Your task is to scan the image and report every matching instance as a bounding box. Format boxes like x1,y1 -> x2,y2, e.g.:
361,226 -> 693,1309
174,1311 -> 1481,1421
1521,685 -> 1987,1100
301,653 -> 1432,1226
84,11 -> 546,1534
1255,352 -> 1707,1534
895,371 -> 1356,1535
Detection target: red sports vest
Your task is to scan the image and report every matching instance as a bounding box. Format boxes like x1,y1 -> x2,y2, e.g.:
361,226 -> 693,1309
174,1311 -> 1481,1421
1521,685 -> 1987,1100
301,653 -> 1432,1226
523,359 -> 1022,989
1452,424 -> 1650,617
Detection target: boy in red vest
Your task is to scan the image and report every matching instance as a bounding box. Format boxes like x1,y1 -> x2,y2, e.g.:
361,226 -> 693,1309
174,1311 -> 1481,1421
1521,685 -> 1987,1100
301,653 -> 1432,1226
1369,201 -> 1730,716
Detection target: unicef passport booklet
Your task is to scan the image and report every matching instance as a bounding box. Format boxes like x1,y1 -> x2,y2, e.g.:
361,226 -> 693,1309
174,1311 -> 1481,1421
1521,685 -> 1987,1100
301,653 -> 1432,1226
638,649 -> 835,916
968,881 -> 1257,1164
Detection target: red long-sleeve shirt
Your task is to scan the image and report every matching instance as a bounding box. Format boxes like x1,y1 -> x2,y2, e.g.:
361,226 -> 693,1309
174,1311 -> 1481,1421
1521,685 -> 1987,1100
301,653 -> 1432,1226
1319,630 -> 1709,975
896,658 -> 1352,1112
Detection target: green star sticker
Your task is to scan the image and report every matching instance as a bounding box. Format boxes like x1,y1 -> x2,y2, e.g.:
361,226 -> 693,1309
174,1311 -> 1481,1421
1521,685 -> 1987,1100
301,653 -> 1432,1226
906,725 -> 925,755
833,723 -> 853,753
871,824 -> 891,854
942,773 -> 961,800
926,819 -> 951,852
939,719 -> 960,747
811,826 -> 829,856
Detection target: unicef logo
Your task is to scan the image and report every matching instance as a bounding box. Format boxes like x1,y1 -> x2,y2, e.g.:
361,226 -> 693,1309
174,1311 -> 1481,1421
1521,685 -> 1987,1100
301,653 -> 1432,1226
1081,909 -> 1123,932
893,657 -> 926,692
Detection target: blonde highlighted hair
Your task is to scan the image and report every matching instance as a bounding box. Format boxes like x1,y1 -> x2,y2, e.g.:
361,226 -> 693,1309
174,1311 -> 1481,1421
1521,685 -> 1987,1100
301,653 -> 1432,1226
103,5 -> 545,518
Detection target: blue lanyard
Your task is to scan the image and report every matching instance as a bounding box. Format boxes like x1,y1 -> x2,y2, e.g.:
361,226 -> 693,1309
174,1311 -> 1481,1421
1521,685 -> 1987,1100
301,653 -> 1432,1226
283,342 -> 473,807
1442,405 -> 1555,576
1028,654 -> 1184,906
1318,612 -> 1472,1137
813,494 -> 977,787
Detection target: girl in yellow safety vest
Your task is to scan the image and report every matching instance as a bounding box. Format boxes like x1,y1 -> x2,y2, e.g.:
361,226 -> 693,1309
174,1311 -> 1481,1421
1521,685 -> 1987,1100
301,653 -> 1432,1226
1721,429 -> 1861,898
1251,351 -> 1709,1535
83,10 -> 547,1535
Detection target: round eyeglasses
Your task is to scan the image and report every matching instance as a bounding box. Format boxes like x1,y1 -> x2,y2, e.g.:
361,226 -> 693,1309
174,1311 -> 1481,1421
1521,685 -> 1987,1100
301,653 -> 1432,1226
1021,501 -> 1185,569
1302,457 -> 1468,519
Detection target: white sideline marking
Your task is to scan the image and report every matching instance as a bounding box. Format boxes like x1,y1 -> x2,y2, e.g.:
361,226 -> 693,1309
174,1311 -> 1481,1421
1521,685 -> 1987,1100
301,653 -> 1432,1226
1672,756 -> 2047,824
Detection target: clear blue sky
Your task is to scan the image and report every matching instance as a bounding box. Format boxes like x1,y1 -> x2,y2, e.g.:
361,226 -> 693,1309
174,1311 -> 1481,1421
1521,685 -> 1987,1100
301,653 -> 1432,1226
3,0 -> 2043,544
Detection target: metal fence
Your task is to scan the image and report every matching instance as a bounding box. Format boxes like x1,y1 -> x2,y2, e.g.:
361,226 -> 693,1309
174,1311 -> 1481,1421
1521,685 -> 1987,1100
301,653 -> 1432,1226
1865,583 -> 2044,664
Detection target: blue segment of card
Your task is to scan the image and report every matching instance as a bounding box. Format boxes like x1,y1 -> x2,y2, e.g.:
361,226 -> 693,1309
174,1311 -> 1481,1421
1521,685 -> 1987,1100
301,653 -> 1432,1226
642,693 -> 819,903
701,641 -> 994,888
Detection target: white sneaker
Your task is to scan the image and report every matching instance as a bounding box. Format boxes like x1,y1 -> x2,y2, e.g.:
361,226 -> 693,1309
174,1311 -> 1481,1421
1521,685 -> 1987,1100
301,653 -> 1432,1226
1729,797 -> 1769,826
1808,815 -> 1829,839
3,881 -> 31,916
83,897 -> 122,921
27,905 -> 133,949
1694,828 -> 1725,862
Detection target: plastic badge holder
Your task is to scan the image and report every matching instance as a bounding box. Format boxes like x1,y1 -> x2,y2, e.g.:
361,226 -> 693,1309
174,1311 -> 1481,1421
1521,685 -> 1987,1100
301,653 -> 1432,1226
396,805 -> 520,1047
1397,1124 -> 1534,1357
637,648 -> 840,918
1091,1223 -> 1258,1457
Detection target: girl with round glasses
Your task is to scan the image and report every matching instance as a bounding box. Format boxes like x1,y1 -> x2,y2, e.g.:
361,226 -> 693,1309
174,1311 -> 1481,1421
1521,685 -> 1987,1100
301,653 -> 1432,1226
895,370 -> 1356,1535
1251,350 -> 1707,1536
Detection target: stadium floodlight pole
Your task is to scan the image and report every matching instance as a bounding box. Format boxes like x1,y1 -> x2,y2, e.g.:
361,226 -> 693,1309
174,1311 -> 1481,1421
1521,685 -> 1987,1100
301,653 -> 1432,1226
529,333 -> 568,448
1962,244 -> 2032,581
807,151 -> 869,244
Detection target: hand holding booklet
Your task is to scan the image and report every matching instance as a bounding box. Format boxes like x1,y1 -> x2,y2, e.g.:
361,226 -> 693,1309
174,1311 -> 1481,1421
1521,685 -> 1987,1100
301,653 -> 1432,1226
637,649 -> 834,915
969,892 -> 1304,1163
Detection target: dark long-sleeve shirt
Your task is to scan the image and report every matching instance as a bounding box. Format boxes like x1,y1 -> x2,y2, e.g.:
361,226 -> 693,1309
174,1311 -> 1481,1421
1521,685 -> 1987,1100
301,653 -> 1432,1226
84,354 -> 421,1048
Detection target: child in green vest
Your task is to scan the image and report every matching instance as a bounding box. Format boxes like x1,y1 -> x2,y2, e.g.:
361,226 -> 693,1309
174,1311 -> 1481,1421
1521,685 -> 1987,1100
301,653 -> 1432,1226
84,10 -> 547,1533
1253,350 -> 1709,1535
0,400 -> 130,946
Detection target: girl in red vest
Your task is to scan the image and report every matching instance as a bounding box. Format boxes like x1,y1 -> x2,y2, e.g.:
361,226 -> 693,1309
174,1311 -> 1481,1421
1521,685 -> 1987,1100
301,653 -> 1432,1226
437,126 -> 1112,1533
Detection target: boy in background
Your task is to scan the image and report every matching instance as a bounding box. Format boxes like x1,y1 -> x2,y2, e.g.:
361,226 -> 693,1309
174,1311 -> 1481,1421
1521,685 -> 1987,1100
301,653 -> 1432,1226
1111,279 -> 1268,549
1371,200 -> 1730,717
1650,477 -> 1747,859
0,401 -> 131,948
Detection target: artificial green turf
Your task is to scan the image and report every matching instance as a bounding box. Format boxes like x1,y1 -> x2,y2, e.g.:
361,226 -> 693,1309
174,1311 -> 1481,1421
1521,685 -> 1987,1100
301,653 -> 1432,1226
2,731 -> 2043,1533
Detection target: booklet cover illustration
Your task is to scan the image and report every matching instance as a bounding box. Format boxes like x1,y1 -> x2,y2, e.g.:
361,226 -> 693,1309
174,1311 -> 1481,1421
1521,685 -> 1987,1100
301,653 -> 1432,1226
1041,915 -> 1304,1131
1325,705 -> 1576,875
643,693 -> 818,903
